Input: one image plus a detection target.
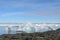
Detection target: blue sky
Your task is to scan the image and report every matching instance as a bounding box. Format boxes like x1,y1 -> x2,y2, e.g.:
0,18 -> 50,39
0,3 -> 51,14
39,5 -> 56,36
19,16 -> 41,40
0,0 -> 60,23
0,0 -> 60,35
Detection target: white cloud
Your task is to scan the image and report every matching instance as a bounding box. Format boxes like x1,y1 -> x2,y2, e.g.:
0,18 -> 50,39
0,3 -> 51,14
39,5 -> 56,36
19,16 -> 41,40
0,12 -> 24,17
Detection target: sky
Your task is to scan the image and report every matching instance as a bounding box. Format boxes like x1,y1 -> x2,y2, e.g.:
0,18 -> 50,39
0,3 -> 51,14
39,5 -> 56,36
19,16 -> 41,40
0,0 -> 60,23
0,0 -> 60,34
